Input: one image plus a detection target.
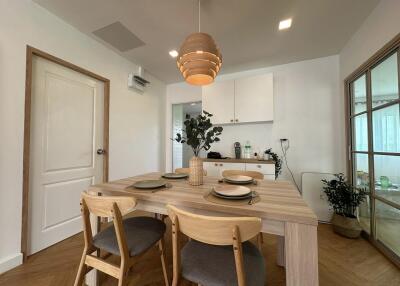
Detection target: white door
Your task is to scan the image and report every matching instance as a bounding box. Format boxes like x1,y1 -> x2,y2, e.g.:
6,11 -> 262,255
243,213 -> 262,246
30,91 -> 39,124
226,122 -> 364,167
234,73 -> 274,123
202,80 -> 235,125
28,56 -> 105,255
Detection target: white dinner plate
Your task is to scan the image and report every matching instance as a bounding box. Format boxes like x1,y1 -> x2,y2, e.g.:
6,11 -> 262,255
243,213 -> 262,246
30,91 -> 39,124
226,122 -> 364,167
213,185 -> 251,197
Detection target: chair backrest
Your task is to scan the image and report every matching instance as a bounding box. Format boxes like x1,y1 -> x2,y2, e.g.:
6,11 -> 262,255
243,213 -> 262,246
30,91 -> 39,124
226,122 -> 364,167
80,192 -> 137,260
81,192 -> 137,217
222,170 -> 264,180
167,205 -> 261,245
175,167 -> 207,176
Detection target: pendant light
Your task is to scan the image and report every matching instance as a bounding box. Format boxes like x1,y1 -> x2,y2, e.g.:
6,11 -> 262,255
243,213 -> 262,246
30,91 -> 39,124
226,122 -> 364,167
177,0 -> 222,86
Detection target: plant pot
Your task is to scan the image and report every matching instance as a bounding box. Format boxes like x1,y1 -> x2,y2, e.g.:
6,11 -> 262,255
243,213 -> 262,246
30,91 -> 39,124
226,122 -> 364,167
331,213 -> 362,239
189,156 -> 203,186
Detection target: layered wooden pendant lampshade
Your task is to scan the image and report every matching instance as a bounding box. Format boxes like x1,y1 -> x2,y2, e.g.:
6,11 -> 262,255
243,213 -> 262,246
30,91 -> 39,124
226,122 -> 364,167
177,33 -> 222,86
177,0 -> 222,86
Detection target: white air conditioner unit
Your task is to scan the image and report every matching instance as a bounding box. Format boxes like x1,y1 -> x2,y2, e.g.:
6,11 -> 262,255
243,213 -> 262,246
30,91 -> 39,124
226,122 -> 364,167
128,66 -> 150,92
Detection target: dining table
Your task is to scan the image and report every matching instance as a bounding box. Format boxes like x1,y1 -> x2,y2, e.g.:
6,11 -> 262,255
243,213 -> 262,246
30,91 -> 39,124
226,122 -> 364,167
85,172 -> 319,286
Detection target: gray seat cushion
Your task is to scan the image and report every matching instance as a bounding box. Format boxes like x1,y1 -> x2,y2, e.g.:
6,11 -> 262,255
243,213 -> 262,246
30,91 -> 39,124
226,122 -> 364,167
93,216 -> 166,257
181,240 -> 265,286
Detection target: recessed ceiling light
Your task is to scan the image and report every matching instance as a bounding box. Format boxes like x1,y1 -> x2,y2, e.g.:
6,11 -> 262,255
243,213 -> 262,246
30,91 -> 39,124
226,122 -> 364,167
169,50 -> 178,58
190,102 -> 197,106
279,18 -> 292,30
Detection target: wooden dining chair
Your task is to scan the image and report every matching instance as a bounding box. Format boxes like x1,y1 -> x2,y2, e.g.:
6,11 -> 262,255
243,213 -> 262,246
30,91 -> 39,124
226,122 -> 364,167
175,167 -> 207,176
222,170 -> 264,180
74,192 -> 169,286
167,205 -> 265,286
221,170 -> 265,248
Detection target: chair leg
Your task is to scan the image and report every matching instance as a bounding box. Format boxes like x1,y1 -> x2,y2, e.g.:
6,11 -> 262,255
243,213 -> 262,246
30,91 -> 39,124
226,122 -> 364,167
118,270 -> 129,286
73,252 -> 87,286
172,277 -> 180,286
257,233 -> 263,251
159,238 -> 170,286
118,256 -> 130,286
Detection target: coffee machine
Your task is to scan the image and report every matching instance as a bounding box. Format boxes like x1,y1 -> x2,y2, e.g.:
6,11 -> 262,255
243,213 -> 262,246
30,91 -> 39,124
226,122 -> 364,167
234,142 -> 241,159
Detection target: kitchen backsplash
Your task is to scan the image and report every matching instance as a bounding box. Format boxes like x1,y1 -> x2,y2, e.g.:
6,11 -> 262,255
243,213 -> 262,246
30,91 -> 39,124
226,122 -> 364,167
209,122 -> 273,158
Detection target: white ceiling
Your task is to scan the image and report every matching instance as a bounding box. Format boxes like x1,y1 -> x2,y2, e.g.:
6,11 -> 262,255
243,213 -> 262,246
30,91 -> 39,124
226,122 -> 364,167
33,0 -> 380,83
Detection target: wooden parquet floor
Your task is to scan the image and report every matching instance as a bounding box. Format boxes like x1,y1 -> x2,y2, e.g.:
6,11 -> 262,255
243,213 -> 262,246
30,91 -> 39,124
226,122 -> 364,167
0,212 -> 399,286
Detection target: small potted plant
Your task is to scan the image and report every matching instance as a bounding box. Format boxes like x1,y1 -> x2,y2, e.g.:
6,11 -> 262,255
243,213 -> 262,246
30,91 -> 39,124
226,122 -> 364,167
264,148 -> 282,179
322,173 -> 367,238
174,111 -> 223,186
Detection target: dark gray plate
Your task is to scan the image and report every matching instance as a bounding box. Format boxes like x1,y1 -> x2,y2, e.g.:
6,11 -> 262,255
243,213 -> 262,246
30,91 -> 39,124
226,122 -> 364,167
132,180 -> 166,189
224,178 -> 254,185
211,190 -> 252,200
162,173 -> 188,179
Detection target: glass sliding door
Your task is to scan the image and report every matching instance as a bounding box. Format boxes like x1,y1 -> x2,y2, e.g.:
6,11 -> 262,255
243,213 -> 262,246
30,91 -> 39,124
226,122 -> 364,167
171,102 -> 202,170
346,46 -> 400,265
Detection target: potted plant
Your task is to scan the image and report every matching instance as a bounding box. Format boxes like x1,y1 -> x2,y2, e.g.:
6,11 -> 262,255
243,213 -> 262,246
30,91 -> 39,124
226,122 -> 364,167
174,111 -> 223,185
322,173 -> 367,238
264,148 -> 282,179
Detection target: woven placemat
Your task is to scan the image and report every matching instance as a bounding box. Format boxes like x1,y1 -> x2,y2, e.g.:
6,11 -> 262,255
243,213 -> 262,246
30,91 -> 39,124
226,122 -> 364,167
203,191 -> 260,206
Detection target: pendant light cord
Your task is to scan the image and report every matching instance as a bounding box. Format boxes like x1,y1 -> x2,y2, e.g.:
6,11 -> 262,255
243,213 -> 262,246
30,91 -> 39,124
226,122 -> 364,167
198,0 -> 201,32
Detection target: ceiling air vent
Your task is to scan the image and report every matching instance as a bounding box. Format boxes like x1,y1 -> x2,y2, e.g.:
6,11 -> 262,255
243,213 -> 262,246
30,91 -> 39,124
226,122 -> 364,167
92,21 -> 145,52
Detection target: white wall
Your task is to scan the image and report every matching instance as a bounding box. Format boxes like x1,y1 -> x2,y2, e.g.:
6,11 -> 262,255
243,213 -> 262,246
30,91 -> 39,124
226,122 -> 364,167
0,0 -> 165,272
340,0 -> 400,80
165,56 -> 345,187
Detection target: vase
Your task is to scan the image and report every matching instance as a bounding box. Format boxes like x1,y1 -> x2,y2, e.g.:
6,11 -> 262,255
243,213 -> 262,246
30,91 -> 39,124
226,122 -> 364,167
331,213 -> 362,239
189,156 -> 203,186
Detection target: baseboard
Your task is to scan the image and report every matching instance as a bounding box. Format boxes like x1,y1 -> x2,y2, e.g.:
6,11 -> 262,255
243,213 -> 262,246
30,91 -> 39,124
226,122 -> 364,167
0,253 -> 23,274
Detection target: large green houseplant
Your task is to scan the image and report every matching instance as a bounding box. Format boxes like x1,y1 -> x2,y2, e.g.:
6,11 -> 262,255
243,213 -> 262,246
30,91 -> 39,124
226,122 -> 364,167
174,110 -> 223,185
322,173 -> 367,238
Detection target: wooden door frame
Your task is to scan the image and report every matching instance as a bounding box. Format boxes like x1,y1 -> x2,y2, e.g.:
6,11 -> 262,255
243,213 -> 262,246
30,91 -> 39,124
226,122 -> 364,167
21,46 -> 110,260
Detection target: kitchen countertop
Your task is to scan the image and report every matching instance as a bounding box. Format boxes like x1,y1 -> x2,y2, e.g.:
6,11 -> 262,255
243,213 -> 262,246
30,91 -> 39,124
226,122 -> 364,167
202,158 -> 275,164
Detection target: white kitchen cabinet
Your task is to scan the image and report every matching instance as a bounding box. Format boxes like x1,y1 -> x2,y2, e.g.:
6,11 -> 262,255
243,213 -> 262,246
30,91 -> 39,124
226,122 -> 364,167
203,161 -> 275,180
245,163 -> 275,175
203,162 -> 220,177
234,73 -> 273,123
201,73 -> 273,124
264,174 -> 276,180
202,80 -> 235,125
203,162 -> 245,177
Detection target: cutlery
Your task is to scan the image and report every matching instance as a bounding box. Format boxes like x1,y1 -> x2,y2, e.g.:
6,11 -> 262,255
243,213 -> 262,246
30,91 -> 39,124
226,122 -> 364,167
248,191 -> 257,205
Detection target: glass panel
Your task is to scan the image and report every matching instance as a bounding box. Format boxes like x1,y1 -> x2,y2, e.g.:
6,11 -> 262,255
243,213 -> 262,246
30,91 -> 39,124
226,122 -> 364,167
352,113 -> 368,151
172,104 -> 184,171
373,104 -> 400,153
371,52 -> 399,109
353,153 -> 369,188
351,74 -> 367,114
375,200 -> 400,256
358,196 -> 371,234
374,155 -> 400,205
172,102 -> 203,170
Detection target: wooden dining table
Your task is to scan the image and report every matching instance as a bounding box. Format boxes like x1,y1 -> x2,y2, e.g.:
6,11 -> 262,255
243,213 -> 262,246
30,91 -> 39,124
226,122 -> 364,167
85,172 -> 319,286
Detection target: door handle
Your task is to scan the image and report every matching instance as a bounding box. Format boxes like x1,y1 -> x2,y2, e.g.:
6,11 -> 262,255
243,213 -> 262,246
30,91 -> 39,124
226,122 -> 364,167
97,149 -> 106,155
